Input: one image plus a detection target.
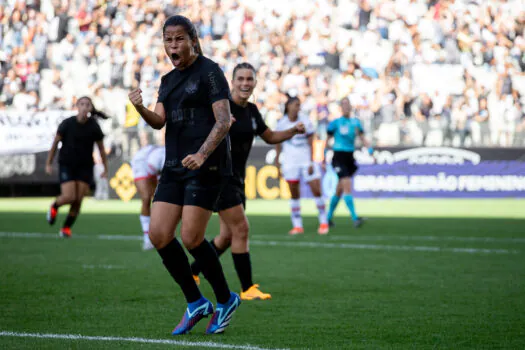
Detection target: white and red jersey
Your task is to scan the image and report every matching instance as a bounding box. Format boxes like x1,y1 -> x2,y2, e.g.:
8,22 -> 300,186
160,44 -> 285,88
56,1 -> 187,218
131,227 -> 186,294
131,145 -> 162,181
275,114 -> 315,167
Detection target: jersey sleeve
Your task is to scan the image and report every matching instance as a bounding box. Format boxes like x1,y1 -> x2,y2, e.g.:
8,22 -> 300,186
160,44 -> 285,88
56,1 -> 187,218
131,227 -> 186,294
253,107 -> 269,135
327,119 -> 337,136
157,74 -> 169,103
204,63 -> 231,104
57,119 -> 68,136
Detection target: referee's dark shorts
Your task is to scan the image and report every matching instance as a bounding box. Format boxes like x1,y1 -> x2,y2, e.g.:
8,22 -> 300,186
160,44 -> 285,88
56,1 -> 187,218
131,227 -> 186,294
332,151 -> 358,178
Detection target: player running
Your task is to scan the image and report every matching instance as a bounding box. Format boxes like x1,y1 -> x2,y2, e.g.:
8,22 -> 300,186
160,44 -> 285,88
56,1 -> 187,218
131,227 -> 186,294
190,63 -> 305,300
275,96 -> 329,235
131,143 -> 165,250
45,96 -> 109,238
326,97 -> 373,228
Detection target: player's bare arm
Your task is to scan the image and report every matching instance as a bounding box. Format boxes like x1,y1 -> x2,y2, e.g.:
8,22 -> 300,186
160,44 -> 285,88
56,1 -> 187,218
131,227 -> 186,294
198,99 -> 231,159
96,140 -> 109,178
261,122 -> 305,144
307,134 -> 315,174
128,89 -> 166,129
45,133 -> 62,175
182,99 -> 231,170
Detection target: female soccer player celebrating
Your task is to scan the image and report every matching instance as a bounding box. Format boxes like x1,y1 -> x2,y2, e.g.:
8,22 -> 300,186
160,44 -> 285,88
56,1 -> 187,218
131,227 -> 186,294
326,97 -> 373,228
275,96 -> 329,235
128,15 -> 239,335
190,63 -> 305,300
45,96 -> 109,238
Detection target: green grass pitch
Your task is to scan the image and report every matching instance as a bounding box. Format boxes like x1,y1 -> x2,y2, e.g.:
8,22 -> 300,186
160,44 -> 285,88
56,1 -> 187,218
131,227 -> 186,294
1,198 -> 524,349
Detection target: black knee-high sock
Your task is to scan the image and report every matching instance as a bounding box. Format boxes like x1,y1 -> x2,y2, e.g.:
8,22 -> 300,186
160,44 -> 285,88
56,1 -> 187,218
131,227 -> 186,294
158,239 -> 202,304
232,253 -> 253,292
190,239 -> 227,276
189,239 -> 230,304
62,215 -> 77,228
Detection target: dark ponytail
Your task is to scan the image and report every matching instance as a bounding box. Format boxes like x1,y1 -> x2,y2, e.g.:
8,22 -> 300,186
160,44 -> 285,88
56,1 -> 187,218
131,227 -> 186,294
163,15 -> 203,55
284,96 -> 300,116
77,96 -> 110,119
91,107 -> 110,120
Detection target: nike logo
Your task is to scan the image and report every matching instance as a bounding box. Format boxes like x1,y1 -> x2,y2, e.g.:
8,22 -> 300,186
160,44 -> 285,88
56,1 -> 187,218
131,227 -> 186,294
187,302 -> 210,319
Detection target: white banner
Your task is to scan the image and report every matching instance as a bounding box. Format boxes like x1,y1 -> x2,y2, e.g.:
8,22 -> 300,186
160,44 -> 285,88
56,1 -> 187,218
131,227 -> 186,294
0,110 -> 76,155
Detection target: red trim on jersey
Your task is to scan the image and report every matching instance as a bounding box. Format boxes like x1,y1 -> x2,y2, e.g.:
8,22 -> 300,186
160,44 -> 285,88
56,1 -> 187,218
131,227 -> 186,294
134,175 -> 157,182
287,179 -> 300,184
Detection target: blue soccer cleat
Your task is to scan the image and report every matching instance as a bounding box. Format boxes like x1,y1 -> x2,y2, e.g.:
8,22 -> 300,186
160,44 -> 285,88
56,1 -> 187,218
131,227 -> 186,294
205,292 -> 241,334
172,297 -> 214,335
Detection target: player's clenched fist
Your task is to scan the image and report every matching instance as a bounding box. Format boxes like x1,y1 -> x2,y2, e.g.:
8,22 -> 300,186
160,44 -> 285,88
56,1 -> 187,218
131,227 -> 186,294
128,89 -> 143,108
294,122 -> 306,134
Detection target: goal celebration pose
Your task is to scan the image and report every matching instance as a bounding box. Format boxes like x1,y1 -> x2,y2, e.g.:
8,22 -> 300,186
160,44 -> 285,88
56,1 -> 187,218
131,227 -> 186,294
128,15 -> 239,335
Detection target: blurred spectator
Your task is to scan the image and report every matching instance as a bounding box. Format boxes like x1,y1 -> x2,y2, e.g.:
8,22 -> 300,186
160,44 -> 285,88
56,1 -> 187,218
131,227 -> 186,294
0,0 -> 523,151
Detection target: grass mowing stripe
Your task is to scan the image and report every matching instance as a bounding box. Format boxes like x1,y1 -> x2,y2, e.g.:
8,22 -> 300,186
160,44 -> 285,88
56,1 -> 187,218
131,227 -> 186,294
0,232 -> 519,254
0,331 -> 288,350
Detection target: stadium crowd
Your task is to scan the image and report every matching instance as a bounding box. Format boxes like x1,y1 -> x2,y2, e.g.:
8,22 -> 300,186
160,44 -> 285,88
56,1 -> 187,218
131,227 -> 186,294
1,0 -> 524,154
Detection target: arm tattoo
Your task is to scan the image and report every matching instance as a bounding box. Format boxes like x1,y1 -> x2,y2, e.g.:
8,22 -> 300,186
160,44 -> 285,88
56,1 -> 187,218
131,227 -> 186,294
198,99 -> 231,160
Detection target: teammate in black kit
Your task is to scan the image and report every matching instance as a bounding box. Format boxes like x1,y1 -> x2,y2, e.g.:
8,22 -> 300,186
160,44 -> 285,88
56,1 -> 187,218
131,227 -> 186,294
190,63 -> 305,300
45,96 -> 109,238
128,15 -> 239,335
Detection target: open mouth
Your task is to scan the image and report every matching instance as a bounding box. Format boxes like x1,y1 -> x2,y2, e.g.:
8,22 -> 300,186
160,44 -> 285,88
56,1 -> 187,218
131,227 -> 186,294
240,88 -> 252,93
171,53 -> 180,61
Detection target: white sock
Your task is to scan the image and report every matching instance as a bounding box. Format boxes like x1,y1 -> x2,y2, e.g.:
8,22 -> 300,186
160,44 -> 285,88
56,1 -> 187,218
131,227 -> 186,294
139,215 -> 150,238
290,199 -> 303,228
315,197 -> 328,225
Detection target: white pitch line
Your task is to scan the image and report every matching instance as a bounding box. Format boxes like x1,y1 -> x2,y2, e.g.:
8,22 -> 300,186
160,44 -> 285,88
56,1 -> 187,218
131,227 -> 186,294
0,232 -> 519,254
82,264 -> 125,270
249,240 -> 518,254
0,331 -> 287,350
254,234 -> 525,244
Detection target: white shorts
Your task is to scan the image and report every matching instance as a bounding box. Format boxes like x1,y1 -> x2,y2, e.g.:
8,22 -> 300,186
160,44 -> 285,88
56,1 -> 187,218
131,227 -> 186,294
146,147 -> 165,178
281,163 -> 321,183
131,147 -> 156,181
131,159 -> 155,181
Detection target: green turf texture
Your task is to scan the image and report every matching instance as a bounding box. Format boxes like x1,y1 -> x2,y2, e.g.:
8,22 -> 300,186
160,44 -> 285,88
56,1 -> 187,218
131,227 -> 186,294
1,198 -> 524,349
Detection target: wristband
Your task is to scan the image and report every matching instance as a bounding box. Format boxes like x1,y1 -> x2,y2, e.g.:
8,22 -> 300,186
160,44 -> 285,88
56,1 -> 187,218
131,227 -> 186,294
368,147 -> 374,155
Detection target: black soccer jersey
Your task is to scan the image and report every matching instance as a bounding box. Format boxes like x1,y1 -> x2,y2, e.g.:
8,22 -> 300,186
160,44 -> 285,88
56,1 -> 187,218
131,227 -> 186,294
229,101 -> 268,183
57,116 -> 104,168
157,55 -> 232,180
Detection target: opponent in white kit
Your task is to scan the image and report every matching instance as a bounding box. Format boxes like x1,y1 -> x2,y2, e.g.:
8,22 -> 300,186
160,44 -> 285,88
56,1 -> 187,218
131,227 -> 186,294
131,144 -> 165,250
275,96 -> 329,235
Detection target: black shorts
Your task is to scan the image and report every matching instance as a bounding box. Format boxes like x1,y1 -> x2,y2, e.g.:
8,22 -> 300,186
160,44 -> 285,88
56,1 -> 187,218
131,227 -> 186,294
332,151 -> 358,178
153,174 -> 225,211
215,178 -> 245,212
59,164 -> 93,185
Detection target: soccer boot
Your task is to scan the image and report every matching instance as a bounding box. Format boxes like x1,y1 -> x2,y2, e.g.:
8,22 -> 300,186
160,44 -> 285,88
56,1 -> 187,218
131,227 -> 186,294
193,275 -> 200,286
240,284 -> 271,301
288,227 -> 304,235
59,227 -> 71,238
205,292 -> 241,334
172,297 -> 214,335
47,204 -> 57,225
317,223 -> 329,235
